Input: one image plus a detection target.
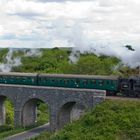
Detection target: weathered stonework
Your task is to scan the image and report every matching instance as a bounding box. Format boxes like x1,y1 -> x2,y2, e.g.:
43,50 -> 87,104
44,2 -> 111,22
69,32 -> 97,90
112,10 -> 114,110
0,84 -> 106,131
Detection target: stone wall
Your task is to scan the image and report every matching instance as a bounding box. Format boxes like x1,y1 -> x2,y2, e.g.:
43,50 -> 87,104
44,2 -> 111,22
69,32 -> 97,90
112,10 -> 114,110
0,84 -> 106,131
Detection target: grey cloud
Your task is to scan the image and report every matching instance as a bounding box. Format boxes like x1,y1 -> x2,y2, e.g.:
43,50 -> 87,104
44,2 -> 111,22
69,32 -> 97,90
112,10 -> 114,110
8,12 -> 43,20
35,0 -> 93,2
0,34 -> 16,40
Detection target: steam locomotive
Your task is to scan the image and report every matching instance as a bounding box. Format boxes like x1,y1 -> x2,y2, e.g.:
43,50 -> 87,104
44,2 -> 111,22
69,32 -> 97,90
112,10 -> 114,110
119,76 -> 140,97
0,72 -> 139,97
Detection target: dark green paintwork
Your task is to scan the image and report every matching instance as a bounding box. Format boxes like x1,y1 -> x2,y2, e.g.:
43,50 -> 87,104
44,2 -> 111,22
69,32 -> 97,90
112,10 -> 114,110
0,73 -> 119,92
0,75 -> 37,85
38,76 -> 118,92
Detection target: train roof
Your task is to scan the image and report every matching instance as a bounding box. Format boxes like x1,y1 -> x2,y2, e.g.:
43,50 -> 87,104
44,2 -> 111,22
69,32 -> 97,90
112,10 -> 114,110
0,72 -> 119,80
39,74 -> 118,80
0,72 -> 37,76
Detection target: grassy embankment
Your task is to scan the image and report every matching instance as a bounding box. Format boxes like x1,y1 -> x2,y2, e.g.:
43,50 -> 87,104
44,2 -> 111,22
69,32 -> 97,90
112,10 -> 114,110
32,100 -> 140,140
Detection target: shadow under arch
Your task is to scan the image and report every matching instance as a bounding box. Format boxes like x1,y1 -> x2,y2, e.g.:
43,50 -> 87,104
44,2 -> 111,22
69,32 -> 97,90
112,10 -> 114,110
21,98 -> 49,127
57,101 -> 86,129
0,95 -> 14,126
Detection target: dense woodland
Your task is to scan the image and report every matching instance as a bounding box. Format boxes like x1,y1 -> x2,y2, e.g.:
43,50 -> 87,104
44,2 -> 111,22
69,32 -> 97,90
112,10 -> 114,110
0,48 -> 138,76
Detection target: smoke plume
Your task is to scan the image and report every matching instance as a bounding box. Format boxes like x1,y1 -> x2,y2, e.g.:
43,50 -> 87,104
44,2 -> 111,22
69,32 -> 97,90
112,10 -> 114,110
0,49 -> 21,72
0,48 -> 42,72
24,49 -> 42,57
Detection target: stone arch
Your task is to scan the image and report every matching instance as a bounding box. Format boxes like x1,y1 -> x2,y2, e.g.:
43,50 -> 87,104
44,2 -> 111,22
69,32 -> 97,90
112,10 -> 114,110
0,95 -> 15,126
21,98 -> 50,127
57,99 -> 87,129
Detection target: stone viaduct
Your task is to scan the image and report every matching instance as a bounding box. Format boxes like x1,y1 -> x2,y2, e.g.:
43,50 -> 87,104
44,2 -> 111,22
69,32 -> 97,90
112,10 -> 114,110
0,84 -> 106,131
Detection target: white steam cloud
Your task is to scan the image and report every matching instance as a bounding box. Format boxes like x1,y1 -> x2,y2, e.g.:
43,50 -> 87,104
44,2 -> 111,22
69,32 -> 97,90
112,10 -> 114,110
69,41 -> 140,68
25,49 -> 42,57
0,49 -> 21,72
0,48 -> 42,72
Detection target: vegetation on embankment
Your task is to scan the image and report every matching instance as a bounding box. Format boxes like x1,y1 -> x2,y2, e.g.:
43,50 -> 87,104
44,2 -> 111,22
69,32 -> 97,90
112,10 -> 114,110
32,100 -> 140,140
0,101 -> 49,139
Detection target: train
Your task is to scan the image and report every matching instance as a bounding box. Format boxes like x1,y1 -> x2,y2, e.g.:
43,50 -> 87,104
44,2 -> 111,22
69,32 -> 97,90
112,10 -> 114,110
0,72 -> 139,97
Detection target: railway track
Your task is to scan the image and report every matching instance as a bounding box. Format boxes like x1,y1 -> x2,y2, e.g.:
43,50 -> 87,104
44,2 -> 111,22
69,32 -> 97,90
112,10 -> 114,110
106,96 -> 140,101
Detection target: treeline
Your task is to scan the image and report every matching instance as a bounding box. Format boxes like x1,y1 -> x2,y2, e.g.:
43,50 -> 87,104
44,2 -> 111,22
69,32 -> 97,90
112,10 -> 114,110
0,48 -> 139,76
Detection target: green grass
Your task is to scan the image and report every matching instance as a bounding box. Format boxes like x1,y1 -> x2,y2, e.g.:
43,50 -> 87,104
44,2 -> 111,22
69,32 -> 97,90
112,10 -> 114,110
32,100 -> 140,140
0,123 -> 47,139
0,126 -> 25,139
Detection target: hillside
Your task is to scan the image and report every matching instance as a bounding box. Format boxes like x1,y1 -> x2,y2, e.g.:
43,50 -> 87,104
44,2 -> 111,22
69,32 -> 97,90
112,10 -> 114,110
32,99 -> 140,140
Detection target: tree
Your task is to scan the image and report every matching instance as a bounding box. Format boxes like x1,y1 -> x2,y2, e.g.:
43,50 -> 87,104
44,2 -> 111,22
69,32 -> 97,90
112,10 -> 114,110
125,45 -> 135,51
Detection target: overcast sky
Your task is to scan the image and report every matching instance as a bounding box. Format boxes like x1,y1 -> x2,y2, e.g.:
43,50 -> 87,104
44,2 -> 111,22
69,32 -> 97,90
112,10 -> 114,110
0,0 -> 140,67
0,0 -> 140,48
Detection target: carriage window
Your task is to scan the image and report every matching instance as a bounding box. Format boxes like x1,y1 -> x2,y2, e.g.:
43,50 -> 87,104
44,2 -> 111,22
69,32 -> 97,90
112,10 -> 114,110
83,80 -> 88,86
91,80 -> 96,84
4,76 -> 7,79
41,78 -> 43,81
66,80 -> 69,84
74,79 -> 80,87
10,76 -> 14,81
99,80 -> 104,86
106,81 -> 110,85
111,81 -> 114,85
56,80 -> 58,84
64,80 -> 69,85
16,77 -> 20,80
10,76 -> 14,79
76,79 -> 80,84
64,80 -> 66,85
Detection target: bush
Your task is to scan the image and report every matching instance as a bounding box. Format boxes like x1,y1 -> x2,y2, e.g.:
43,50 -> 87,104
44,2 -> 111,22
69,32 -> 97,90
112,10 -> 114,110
5,100 -> 14,125
0,125 -> 13,133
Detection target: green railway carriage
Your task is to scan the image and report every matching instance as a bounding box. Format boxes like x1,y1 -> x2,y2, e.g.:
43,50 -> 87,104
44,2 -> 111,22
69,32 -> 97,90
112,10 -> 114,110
0,72 -> 119,94
38,74 -> 119,92
0,72 -> 38,85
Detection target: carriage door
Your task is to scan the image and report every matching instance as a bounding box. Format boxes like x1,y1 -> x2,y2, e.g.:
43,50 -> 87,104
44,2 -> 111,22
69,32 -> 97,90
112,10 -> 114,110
129,79 -> 134,90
